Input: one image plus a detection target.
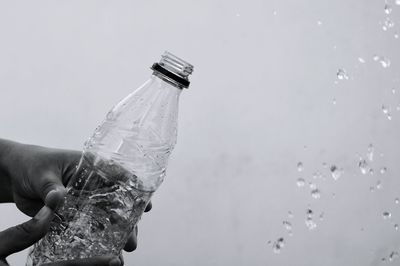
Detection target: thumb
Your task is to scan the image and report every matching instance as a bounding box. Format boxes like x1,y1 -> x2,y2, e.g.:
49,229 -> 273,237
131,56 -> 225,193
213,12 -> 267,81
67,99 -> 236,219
38,172 -> 67,210
0,206 -> 54,258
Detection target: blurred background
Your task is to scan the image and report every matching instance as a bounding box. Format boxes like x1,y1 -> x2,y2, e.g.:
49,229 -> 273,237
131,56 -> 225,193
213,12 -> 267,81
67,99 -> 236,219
0,0 -> 400,265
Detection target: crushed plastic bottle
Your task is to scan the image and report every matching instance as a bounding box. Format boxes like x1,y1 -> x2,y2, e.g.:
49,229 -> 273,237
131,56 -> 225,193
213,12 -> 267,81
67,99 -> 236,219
26,52 -> 194,265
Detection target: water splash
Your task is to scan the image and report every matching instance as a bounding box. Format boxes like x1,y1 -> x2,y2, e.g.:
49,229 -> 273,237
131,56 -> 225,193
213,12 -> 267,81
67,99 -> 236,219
382,18 -> 395,31
272,237 -> 285,254
337,69 -> 349,80
296,178 -> 306,187
382,105 -> 389,114
395,198 -> 399,204
297,162 -> 304,172
305,209 -> 317,230
383,211 -> 391,220
376,180 -> 382,190
311,188 -> 321,199
373,55 -> 391,68
389,251 -> 399,262
283,221 -> 293,236
358,57 -> 366,64
384,4 -> 392,14
367,144 -> 374,161
330,165 -> 343,180
380,167 -> 387,174
358,159 -> 369,175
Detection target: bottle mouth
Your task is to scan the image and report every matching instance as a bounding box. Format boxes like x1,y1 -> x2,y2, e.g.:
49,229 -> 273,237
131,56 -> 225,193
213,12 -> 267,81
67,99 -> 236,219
151,51 -> 194,89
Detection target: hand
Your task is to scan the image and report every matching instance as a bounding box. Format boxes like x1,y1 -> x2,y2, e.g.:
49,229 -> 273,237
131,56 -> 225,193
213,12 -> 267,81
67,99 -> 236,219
0,140 -> 152,262
0,206 -> 123,266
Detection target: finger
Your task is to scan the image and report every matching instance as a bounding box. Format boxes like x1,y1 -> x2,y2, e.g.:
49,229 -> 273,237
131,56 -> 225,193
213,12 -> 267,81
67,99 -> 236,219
43,256 -> 121,266
0,206 -> 54,257
123,226 -> 138,252
144,201 -> 152,212
118,254 -> 124,266
36,171 -> 67,210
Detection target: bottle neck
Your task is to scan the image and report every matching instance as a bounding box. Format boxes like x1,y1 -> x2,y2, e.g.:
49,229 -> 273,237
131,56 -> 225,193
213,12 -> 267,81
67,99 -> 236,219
152,71 -> 186,90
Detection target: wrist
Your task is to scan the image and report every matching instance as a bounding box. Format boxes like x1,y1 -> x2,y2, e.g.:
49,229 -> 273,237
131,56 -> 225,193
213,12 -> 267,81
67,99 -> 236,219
0,139 -> 21,203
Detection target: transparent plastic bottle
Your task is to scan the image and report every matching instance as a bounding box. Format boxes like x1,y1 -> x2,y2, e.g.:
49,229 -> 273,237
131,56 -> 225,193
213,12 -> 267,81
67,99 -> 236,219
26,52 -> 194,266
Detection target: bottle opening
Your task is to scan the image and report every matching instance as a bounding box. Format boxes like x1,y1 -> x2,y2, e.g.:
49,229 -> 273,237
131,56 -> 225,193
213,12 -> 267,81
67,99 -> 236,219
151,51 -> 194,89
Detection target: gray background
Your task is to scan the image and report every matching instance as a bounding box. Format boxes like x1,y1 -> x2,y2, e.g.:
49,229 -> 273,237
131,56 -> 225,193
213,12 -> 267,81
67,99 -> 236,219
0,0 -> 400,265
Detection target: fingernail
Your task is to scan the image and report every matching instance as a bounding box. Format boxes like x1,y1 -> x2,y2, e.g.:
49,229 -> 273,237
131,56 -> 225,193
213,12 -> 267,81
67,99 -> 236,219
35,206 -> 52,220
109,257 -> 121,266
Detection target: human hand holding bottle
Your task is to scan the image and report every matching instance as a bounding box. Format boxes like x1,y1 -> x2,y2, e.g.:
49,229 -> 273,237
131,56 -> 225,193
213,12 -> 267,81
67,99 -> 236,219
0,139 -> 152,265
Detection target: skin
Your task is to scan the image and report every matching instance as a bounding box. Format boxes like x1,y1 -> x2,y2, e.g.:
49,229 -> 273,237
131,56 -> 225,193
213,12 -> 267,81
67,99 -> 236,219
0,139 -> 152,266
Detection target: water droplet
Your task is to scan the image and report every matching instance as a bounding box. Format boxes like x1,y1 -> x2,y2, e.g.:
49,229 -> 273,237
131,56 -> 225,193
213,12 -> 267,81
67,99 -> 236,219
367,144 -> 374,161
395,224 -> 399,231
272,237 -> 285,254
373,55 -> 391,68
311,189 -> 321,199
273,10 -> 277,16
330,165 -> 343,180
332,98 -> 337,105
383,18 -> 395,31
370,186 -> 375,192
380,167 -> 387,174
296,178 -> 306,187
288,211 -> 294,218
297,162 -> 304,172
395,198 -> 399,204
376,180 -> 382,190
392,88 -> 396,94
358,159 -> 369,174
384,4 -> 392,14
383,211 -> 392,220
396,0 -> 400,5
389,251 -> 399,262
283,221 -> 292,235
305,209 -> 317,230
337,69 -> 349,80
387,114 -> 392,120
309,182 -> 317,190
369,168 -> 375,175
317,21 -> 322,26
395,33 -> 399,39
358,57 -> 366,63
382,105 -> 389,114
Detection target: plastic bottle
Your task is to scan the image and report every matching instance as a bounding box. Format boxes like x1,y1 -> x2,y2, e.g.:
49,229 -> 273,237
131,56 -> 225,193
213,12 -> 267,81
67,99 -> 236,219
26,51 -> 194,265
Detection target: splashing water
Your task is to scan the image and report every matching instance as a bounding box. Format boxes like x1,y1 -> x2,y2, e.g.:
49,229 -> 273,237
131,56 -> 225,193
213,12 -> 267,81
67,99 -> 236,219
305,209 -> 317,230
330,165 -> 343,180
358,57 -> 366,63
337,69 -> 349,80
395,198 -> 399,204
380,167 -> 387,174
384,4 -> 392,14
296,178 -> 306,187
311,189 -> 321,199
383,211 -> 391,220
376,180 -> 382,190
367,144 -> 374,161
382,105 -> 389,114
282,221 -> 293,236
382,18 -> 395,31
358,159 -> 369,175
395,224 -> 399,231
389,251 -> 399,262
297,162 -> 304,172
272,238 -> 285,254
373,55 -> 391,68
